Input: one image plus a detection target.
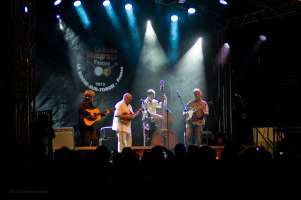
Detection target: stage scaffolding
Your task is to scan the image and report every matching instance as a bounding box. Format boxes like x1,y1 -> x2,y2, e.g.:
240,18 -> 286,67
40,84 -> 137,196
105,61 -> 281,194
11,0 -> 36,160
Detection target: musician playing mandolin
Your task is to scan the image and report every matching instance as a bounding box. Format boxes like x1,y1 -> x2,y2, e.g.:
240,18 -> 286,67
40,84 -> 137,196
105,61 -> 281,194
112,93 -> 142,152
183,88 -> 209,146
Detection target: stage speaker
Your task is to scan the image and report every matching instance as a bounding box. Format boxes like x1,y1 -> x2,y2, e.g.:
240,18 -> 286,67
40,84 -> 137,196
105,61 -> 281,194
101,138 -> 118,152
53,127 -> 75,151
98,126 -> 117,152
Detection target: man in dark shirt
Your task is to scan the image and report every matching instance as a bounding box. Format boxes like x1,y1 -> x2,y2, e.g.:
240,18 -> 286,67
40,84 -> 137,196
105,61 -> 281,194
78,89 -> 98,146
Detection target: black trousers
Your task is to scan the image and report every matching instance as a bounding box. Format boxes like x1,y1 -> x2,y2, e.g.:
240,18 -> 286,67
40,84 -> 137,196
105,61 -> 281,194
143,121 -> 157,146
79,125 -> 98,146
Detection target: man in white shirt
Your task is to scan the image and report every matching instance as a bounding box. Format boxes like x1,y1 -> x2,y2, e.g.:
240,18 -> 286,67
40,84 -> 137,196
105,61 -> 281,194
112,93 -> 141,152
141,89 -> 167,146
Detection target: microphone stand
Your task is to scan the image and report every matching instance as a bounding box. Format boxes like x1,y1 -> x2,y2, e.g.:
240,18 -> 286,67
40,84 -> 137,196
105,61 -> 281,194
166,101 -> 169,149
176,90 -> 188,146
161,95 -> 169,149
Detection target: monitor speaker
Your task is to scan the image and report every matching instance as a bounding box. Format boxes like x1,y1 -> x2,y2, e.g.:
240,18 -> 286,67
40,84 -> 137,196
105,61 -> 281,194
98,126 -> 117,152
53,127 -> 75,151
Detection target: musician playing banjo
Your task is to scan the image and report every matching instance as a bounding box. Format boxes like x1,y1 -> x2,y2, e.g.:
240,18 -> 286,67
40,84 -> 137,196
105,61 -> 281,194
183,88 -> 209,146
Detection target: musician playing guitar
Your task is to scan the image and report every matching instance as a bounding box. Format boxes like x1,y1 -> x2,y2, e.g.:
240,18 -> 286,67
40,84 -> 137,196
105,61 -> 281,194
78,89 -> 98,146
78,89 -> 112,146
112,93 -> 142,152
183,88 -> 209,146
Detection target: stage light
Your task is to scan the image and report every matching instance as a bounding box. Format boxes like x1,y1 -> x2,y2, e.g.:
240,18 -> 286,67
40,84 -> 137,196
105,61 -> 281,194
141,20 -> 168,71
104,0 -> 121,31
134,19 -> 168,98
58,19 -> 64,30
24,6 -> 28,13
219,0 -> 228,5
74,1 -> 91,29
224,42 -> 230,49
217,42 -> 230,65
56,14 -> 61,19
259,34 -> 267,41
54,0 -> 62,6
171,15 -> 178,22
103,0 -> 110,7
73,1 -> 81,7
125,3 -> 132,10
169,14 -> 179,63
172,36 -> 206,116
188,8 -> 196,14
125,3 -> 140,50
195,37 -> 203,49
145,20 -> 156,42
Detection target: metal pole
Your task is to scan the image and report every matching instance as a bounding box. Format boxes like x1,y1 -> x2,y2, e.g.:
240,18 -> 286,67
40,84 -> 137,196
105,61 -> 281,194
228,54 -> 233,138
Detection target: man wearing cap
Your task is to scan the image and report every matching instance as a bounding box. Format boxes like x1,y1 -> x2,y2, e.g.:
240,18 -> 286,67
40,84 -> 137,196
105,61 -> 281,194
78,89 -> 98,146
183,88 -> 209,146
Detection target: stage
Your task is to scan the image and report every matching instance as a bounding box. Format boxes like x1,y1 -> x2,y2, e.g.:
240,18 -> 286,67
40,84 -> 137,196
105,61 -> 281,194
73,145 -> 224,160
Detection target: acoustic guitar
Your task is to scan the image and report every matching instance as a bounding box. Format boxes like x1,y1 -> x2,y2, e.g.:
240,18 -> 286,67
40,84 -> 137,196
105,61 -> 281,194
83,107 -> 114,126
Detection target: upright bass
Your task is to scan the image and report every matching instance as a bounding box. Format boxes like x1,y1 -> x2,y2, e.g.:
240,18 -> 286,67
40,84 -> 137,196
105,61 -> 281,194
151,80 -> 177,149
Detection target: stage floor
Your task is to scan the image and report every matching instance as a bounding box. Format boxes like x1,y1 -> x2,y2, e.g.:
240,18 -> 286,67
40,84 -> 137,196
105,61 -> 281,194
73,145 -> 224,159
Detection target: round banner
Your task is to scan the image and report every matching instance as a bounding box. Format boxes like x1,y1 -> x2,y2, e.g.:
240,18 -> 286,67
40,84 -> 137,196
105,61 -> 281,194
76,48 -> 124,92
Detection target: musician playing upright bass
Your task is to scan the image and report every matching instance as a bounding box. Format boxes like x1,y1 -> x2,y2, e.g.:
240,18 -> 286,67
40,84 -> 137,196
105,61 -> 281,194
141,89 -> 166,146
183,88 -> 209,146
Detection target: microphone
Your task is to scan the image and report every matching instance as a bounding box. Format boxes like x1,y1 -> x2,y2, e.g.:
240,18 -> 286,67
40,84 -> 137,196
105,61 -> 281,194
160,80 -> 165,92
160,80 -> 165,86
176,90 -> 181,97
